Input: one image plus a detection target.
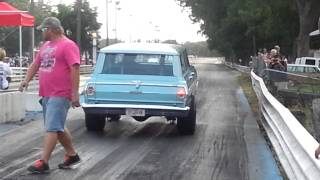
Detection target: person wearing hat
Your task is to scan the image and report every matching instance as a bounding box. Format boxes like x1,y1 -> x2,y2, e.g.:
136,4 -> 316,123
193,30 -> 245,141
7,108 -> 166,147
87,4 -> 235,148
0,48 -> 12,90
19,17 -> 81,173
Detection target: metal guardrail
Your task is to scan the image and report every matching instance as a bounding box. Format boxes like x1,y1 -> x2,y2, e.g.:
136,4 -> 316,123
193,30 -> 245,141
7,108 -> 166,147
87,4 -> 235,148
225,62 -> 251,74
251,70 -> 320,180
8,65 -> 94,82
0,76 -> 91,94
1,65 -> 93,93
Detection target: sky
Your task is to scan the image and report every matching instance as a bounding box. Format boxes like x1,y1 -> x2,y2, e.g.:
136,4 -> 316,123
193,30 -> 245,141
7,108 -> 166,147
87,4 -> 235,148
44,0 -> 206,43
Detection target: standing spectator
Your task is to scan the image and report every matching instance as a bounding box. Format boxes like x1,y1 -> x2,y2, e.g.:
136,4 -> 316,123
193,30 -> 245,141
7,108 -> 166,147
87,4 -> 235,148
19,17 -> 81,174
262,48 -> 268,65
0,48 -> 12,90
274,45 -> 287,72
253,49 -> 267,76
268,49 -> 285,71
268,48 -> 287,89
274,45 -> 281,55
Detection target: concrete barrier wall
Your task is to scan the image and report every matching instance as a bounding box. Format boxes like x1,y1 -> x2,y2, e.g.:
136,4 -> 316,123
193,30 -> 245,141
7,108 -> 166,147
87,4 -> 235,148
0,92 -> 25,123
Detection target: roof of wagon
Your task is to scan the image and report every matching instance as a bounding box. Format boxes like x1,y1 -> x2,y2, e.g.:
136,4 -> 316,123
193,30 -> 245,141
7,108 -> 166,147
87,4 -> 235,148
99,43 -> 184,55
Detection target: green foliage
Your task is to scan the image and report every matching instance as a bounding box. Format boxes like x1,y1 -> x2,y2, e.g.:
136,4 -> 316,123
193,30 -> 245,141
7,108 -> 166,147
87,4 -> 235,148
162,40 -> 178,44
52,1 -> 101,56
176,0 -> 299,62
0,0 -> 101,58
0,0 -> 42,56
183,41 -> 220,57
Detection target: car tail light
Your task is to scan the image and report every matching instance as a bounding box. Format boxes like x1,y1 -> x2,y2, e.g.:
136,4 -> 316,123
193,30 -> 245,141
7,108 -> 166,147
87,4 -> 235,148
86,85 -> 95,96
177,87 -> 186,99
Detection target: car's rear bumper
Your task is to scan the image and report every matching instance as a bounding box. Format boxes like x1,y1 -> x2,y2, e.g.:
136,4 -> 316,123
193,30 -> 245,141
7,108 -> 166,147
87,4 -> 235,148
81,103 -> 190,117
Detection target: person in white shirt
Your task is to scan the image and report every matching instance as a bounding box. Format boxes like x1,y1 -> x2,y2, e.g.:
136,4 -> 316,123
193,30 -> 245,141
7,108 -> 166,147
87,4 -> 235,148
0,48 -> 12,90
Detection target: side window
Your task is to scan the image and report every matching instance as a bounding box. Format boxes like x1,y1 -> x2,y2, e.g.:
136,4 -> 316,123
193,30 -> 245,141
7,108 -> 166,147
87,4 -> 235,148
180,54 -> 187,74
308,67 -> 316,73
183,50 -> 190,68
305,59 -> 315,65
297,67 -> 304,72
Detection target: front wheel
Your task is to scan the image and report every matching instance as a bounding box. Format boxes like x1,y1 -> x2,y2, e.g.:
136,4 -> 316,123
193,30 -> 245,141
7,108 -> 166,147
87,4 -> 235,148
177,100 -> 196,135
85,113 -> 106,131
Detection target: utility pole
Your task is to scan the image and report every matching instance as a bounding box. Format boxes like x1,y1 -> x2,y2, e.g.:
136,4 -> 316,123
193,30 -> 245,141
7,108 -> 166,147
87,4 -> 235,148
29,0 -> 35,61
114,1 -> 120,43
76,0 -> 82,52
106,0 -> 109,46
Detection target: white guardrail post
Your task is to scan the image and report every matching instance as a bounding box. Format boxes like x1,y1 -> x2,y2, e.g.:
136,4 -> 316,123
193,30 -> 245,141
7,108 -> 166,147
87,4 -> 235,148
251,70 -> 320,180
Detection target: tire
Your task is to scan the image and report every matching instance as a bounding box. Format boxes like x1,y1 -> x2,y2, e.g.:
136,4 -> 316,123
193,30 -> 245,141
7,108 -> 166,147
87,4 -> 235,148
177,99 -> 196,135
108,115 -> 121,121
85,113 -> 106,131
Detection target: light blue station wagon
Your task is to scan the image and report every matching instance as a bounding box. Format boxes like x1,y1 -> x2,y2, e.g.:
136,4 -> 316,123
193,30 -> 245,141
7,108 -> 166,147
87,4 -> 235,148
82,43 -> 198,134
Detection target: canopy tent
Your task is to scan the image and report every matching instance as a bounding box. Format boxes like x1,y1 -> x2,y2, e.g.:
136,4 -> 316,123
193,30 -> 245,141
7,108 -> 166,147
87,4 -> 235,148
0,2 -> 35,69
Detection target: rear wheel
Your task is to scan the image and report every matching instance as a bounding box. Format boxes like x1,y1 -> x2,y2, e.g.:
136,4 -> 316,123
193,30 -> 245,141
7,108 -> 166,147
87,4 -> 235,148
177,99 -> 196,135
85,113 -> 106,131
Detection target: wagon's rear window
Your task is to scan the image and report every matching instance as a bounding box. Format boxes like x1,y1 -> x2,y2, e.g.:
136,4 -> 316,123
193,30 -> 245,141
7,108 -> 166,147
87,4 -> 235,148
101,53 -> 174,76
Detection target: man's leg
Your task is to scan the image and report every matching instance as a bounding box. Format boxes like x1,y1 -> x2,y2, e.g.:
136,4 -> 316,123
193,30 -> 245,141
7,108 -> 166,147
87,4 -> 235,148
57,128 -> 81,169
58,128 -> 77,156
41,132 -> 58,164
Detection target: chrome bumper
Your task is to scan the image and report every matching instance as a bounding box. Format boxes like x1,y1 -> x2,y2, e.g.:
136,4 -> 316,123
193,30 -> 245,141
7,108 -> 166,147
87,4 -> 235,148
81,103 -> 190,111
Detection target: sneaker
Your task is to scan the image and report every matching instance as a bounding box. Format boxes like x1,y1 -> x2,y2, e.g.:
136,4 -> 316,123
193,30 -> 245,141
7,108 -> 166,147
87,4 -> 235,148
58,154 -> 81,169
27,159 -> 50,174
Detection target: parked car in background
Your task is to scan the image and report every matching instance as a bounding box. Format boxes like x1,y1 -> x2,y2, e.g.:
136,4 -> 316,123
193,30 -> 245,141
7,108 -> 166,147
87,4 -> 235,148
82,43 -> 198,135
287,64 -> 320,78
295,57 -> 320,68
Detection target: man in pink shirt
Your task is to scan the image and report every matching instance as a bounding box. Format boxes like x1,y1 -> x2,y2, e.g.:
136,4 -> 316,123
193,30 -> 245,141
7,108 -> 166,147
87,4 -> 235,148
19,17 -> 81,173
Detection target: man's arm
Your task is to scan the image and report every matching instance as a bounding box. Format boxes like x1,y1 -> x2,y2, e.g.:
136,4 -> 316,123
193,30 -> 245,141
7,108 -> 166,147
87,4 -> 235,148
18,62 -> 40,92
70,64 -> 80,108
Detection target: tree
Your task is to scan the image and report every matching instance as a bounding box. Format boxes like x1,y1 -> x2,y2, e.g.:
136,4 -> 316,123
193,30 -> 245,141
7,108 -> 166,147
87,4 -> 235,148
183,41 -> 220,57
53,1 -> 101,61
162,40 -> 178,44
295,0 -> 320,57
0,0 -> 52,56
176,0 -> 301,61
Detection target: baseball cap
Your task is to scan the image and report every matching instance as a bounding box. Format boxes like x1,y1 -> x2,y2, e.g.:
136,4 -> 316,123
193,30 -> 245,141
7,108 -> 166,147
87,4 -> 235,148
37,17 -> 62,30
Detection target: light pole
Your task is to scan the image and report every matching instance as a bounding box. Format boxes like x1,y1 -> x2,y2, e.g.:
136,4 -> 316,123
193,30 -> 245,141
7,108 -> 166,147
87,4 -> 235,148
76,0 -> 82,52
129,14 -> 133,42
154,25 -> 160,43
106,0 -> 109,46
114,1 -> 120,43
92,32 -> 97,65
29,0 -> 35,61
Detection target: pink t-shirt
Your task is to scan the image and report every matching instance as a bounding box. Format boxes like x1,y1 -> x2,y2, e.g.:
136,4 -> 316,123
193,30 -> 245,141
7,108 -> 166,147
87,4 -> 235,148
35,37 -> 80,100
